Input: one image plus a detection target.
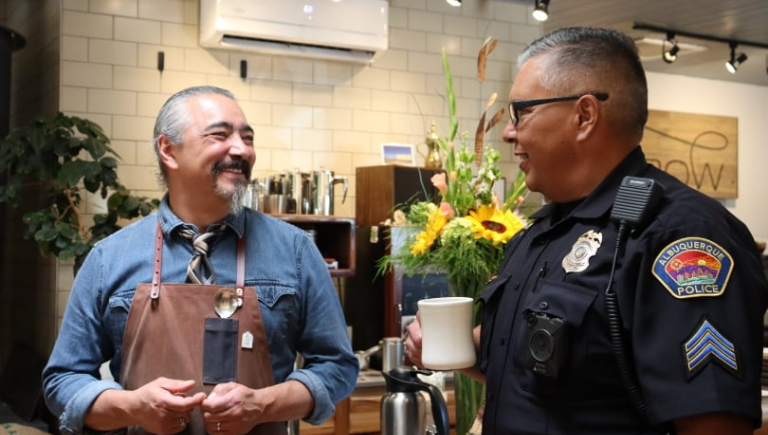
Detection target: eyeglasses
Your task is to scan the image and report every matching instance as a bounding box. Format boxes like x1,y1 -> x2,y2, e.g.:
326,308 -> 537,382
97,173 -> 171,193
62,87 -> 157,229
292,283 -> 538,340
508,92 -> 609,125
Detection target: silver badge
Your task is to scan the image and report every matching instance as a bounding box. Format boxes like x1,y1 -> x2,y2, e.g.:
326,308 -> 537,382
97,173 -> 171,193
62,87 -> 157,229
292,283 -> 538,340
562,230 -> 602,274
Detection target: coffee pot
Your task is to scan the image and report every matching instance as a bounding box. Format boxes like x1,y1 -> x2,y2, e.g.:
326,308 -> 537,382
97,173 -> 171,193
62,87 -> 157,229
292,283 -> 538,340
381,368 -> 449,435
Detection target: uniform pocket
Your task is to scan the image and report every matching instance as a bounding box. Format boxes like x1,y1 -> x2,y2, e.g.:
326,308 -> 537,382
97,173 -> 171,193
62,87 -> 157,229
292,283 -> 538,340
513,279 -> 597,379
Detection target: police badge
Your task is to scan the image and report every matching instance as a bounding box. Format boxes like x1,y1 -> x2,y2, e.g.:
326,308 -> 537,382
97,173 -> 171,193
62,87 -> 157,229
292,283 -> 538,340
562,230 -> 602,273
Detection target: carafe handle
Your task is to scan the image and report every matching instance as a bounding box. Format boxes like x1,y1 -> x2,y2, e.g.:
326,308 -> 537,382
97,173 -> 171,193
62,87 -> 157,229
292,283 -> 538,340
422,382 -> 449,435
332,176 -> 349,204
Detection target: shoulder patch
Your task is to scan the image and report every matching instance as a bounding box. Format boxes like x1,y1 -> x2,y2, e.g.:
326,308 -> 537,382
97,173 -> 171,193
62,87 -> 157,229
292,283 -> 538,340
652,237 -> 733,299
683,318 -> 740,379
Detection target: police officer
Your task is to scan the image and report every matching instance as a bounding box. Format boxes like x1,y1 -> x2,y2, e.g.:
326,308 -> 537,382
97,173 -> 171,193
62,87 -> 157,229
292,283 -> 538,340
405,27 -> 768,435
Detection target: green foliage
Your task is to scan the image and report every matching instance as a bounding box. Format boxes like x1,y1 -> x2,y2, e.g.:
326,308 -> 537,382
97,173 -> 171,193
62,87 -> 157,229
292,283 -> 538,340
0,112 -> 159,274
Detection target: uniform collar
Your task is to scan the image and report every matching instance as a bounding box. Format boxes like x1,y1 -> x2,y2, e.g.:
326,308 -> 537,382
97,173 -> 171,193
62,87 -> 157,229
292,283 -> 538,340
531,146 -> 650,223
157,194 -> 246,239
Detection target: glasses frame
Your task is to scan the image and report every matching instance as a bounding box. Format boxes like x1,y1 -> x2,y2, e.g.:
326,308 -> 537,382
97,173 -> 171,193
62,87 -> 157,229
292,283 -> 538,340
509,92 -> 609,125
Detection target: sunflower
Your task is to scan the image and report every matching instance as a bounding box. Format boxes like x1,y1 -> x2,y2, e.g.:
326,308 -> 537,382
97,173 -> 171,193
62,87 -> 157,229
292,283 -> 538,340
468,205 -> 526,246
426,208 -> 448,233
411,229 -> 438,255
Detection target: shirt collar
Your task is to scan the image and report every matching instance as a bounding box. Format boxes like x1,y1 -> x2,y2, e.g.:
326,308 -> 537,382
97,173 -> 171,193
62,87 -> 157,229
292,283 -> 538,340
157,195 -> 246,239
531,146 -> 650,222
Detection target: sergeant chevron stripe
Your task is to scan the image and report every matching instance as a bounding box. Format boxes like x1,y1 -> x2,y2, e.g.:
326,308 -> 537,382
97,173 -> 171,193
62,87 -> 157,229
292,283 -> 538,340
683,319 -> 738,375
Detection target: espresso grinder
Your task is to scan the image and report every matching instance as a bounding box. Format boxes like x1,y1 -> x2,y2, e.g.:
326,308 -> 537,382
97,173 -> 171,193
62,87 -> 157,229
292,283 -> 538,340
381,368 -> 449,435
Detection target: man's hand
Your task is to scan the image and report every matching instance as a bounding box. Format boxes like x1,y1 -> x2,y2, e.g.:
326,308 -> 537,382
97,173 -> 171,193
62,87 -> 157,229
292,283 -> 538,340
405,313 -> 425,368
86,377 -> 205,434
130,377 -> 206,434
201,383 -> 262,435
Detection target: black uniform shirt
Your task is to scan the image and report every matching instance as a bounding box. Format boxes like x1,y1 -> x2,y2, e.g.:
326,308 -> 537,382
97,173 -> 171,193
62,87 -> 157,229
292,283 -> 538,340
478,146 -> 768,435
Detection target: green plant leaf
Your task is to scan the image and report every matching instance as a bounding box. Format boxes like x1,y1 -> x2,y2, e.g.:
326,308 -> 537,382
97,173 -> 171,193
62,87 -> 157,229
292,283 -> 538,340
58,160 -> 100,187
82,136 -> 108,159
100,156 -> 118,169
442,48 -> 458,142
35,227 -> 59,242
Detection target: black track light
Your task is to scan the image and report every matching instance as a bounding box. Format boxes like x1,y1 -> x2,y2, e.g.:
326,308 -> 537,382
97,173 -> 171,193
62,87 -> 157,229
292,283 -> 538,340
532,0 -> 549,22
725,42 -> 748,74
446,0 -> 461,6
662,32 -> 679,64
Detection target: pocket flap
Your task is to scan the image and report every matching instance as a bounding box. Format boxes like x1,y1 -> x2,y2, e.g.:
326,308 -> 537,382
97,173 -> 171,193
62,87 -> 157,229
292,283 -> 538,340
254,282 -> 296,308
479,275 -> 510,304
523,279 -> 597,327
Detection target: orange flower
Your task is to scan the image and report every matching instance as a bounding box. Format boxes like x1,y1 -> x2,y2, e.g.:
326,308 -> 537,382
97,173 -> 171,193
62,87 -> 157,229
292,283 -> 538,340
431,173 -> 447,194
439,201 -> 455,219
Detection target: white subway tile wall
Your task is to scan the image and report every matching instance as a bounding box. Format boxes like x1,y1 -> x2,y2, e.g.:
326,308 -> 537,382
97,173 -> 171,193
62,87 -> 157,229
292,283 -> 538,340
48,0 -> 539,328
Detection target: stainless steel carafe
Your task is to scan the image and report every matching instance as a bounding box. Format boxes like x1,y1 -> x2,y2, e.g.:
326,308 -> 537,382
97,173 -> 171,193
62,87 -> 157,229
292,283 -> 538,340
289,169 -> 313,214
380,368 -> 449,435
312,169 -> 348,215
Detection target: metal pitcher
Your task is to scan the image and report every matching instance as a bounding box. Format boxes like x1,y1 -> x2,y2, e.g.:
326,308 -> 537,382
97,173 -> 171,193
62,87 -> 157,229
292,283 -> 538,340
312,169 -> 348,215
290,169 -> 313,214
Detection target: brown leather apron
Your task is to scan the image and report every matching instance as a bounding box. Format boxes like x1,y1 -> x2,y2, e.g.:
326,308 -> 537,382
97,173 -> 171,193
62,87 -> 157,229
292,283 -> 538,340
120,224 -> 286,435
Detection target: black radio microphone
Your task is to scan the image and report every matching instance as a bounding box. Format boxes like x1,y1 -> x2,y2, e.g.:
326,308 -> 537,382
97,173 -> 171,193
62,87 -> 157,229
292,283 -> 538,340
610,176 -> 664,228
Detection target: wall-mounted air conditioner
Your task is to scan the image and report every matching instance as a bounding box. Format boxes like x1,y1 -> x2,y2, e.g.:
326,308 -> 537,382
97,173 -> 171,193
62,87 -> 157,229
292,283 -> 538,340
200,0 -> 389,64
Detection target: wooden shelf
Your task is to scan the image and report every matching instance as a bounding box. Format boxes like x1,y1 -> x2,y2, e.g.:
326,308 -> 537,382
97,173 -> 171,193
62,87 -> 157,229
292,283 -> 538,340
270,214 -> 356,278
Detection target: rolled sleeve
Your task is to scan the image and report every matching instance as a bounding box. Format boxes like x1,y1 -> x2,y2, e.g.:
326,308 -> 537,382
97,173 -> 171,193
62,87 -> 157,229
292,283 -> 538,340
58,380 -> 123,435
286,369 -> 335,424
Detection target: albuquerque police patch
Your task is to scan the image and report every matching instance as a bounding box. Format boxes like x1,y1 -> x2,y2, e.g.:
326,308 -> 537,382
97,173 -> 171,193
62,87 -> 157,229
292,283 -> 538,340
652,237 -> 733,299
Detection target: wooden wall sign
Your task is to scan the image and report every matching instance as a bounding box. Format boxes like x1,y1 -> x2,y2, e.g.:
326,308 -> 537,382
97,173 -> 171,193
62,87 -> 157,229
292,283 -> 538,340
643,110 -> 737,199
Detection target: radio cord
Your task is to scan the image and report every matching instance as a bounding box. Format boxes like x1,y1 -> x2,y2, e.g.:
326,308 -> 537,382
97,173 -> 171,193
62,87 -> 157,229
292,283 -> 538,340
605,221 -> 649,418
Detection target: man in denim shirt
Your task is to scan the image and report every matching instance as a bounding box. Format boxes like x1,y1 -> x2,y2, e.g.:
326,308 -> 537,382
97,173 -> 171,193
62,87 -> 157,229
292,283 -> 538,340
43,86 -> 358,435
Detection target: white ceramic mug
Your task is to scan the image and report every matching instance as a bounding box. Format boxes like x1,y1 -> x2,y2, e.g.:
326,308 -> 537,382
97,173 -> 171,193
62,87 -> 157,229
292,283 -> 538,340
418,296 -> 476,370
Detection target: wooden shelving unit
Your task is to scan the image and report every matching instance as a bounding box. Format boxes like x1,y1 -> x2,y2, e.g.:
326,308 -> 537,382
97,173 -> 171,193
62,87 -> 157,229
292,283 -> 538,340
271,214 -> 356,278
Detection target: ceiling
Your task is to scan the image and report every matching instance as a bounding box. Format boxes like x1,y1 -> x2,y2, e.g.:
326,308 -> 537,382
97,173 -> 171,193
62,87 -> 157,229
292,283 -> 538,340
523,0 -> 768,87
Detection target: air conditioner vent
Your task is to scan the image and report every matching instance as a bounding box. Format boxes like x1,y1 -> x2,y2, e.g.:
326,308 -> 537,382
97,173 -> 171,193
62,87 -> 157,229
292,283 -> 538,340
221,35 -> 376,63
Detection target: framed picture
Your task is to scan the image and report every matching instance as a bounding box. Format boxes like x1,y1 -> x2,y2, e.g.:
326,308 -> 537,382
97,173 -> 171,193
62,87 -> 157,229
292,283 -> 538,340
381,143 -> 415,166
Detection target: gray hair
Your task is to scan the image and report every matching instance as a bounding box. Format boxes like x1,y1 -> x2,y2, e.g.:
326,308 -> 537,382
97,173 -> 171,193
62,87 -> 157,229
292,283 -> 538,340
518,27 -> 648,142
152,85 -> 237,185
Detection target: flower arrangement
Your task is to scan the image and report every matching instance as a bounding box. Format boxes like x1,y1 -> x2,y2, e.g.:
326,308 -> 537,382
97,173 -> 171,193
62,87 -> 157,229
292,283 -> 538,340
377,40 -> 530,435
378,42 -> 529,304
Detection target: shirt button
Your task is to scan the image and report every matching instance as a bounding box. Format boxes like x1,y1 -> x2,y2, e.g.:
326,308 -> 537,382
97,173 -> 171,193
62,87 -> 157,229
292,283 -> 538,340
539,301 -> 549,310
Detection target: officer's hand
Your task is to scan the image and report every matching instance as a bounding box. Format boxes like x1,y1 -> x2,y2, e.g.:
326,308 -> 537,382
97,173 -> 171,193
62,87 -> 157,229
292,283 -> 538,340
405,312 -> 425,368
132,377 -> 205,434
201,383 -> 260,435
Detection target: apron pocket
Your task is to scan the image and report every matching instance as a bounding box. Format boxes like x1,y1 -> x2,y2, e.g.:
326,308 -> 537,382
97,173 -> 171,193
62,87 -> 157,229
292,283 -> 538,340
203,317 -> 239,384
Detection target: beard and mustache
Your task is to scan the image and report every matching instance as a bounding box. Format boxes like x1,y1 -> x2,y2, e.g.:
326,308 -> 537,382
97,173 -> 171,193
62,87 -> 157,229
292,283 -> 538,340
211,158 -> 252,215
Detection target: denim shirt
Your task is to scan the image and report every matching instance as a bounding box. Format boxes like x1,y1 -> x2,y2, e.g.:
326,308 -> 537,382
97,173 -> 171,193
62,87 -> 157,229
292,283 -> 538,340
42,197 -> 358,435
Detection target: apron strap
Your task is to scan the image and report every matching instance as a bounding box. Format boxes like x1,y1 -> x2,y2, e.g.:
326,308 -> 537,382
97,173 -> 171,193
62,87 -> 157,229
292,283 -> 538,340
152,221 -> 246,299
237,237 -> 245,288
151,223 -> 164,299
